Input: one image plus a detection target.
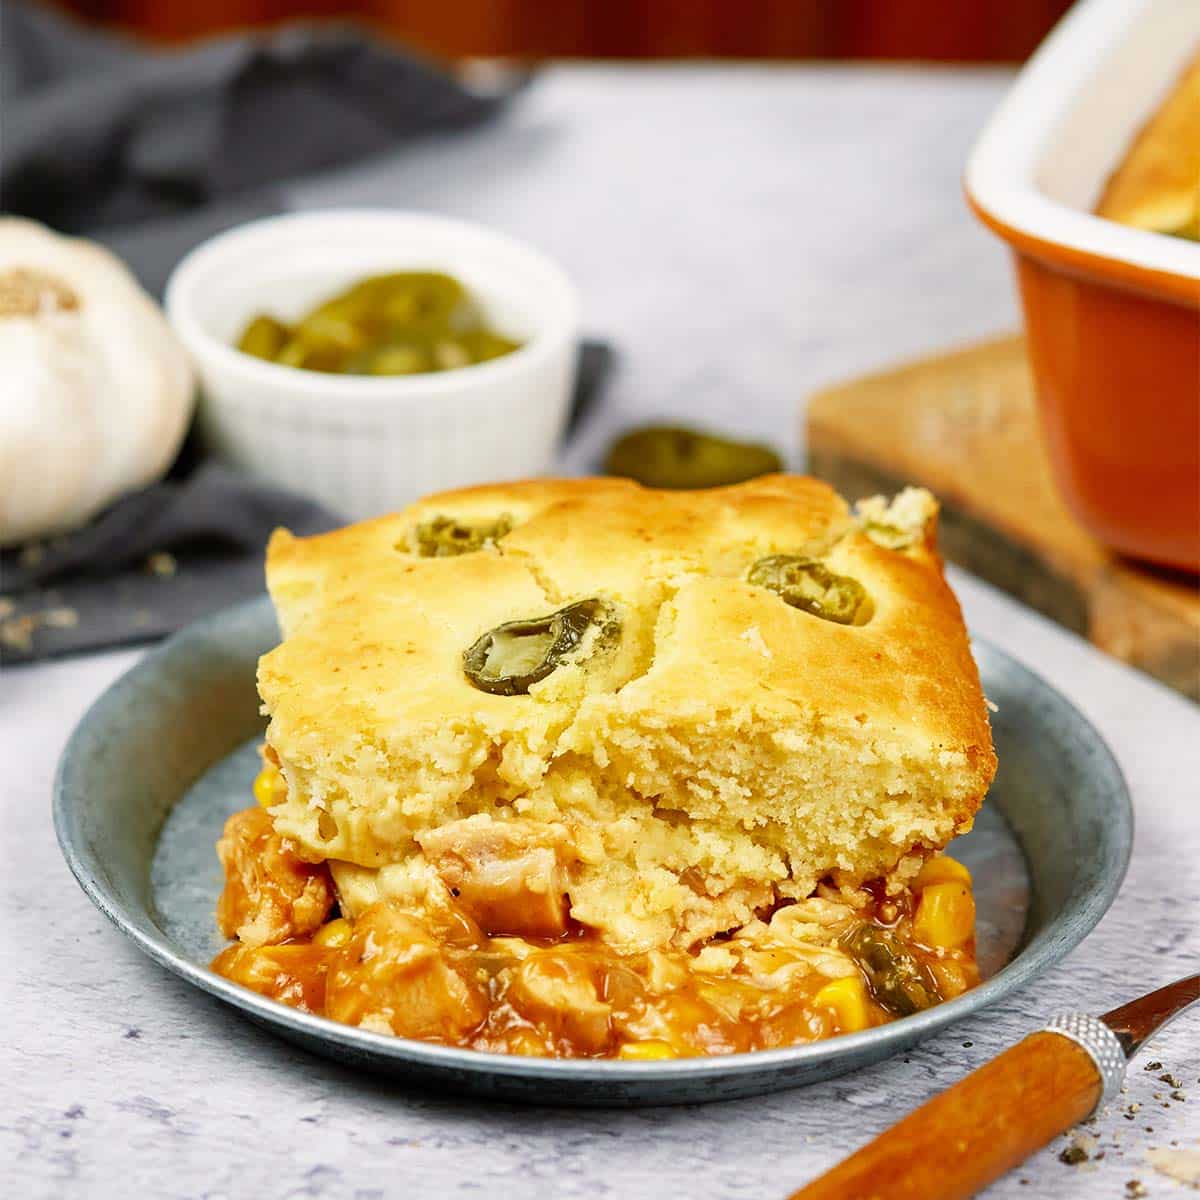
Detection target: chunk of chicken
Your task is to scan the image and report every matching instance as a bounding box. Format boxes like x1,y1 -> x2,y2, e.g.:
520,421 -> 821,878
504,949 -> 612,1053
418,815 -> 572,938
325,903 -> 486,1041
211,942 -> 337,1013
216,807 -> 335,947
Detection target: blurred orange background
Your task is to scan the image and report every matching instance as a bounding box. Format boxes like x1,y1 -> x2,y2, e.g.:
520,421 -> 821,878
56,0 -> 1074,61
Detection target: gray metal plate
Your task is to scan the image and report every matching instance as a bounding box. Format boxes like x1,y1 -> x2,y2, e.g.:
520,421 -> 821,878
54,597 -> 1132,1106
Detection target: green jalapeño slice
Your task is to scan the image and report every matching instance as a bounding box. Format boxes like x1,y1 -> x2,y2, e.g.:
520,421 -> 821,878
413,514 -> 513,557
463,598 -> 612,696
747,555 -> 870,625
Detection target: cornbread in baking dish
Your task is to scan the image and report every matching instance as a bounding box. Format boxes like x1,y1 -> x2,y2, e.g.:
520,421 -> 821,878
255,476 -> 995,953
1097,49 -> 1200,239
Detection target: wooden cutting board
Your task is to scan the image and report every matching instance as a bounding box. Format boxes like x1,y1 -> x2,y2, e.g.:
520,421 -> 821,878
806,334 -> 1200,702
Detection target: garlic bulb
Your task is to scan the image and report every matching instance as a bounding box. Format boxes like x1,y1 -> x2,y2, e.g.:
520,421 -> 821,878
0,219 -> 194,547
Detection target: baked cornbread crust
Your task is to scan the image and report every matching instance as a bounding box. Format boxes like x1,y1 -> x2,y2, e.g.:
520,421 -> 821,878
1097,50 -> 1200,237
258,475 -> 995,953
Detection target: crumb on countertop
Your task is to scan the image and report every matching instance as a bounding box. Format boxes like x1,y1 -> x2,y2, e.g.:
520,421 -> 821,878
145,551 -> 178,577
1059,1133 -> 1099,1166
0,605 -> 79,653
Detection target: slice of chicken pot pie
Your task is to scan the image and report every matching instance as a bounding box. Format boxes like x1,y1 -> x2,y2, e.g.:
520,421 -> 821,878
213,475 -> 996,1057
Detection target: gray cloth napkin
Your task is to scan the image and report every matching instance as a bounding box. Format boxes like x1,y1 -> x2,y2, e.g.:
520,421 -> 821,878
0,4 -> 613,665
1,466 -> 339,661
2,2 -> 517,233
3,1 -> 525,291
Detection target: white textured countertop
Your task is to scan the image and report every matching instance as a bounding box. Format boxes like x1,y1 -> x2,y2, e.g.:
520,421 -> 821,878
4,65 -> 1198,1200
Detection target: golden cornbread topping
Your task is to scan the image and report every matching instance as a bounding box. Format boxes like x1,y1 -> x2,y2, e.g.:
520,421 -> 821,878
255,478 -> 993,951
212,791 -> 979,1057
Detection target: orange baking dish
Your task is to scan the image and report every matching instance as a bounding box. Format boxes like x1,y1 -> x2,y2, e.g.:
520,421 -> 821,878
966,0 -> 1200,572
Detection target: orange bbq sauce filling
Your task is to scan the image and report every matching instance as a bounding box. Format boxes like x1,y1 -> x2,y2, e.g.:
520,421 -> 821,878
212,767 -> 980,1060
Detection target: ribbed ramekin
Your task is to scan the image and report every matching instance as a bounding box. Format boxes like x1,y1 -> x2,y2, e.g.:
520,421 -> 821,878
165,210 -> 579,521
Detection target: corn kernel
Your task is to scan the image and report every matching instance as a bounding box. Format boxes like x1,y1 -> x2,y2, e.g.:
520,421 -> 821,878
814,975 -> 871,1033
915,855 -> 972,890
618,1040 -> 677,1061
252,764 -> 286,809
312,917 -> 354,948
913,881 -> 975,949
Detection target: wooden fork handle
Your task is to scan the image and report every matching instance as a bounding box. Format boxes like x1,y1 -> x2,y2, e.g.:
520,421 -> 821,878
787,1032 -> 1103,1200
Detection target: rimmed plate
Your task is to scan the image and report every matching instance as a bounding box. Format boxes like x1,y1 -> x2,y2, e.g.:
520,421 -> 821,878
54,597 -> 1131,1106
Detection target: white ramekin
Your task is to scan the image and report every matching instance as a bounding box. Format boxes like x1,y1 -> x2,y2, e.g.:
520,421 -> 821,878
165,210 -> 580,521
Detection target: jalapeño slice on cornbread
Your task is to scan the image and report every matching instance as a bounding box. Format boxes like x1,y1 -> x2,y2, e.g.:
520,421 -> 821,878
258,476 -> 996,954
